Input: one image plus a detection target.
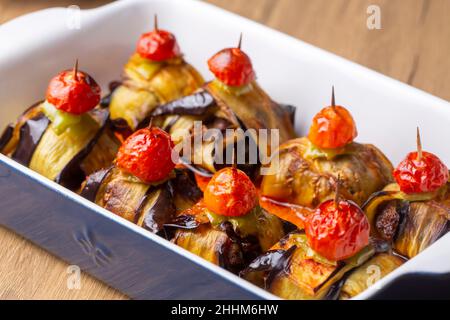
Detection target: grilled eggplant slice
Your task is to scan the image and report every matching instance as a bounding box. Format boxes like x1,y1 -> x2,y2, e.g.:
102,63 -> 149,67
364,182 -> 450,258
338,253 -> 404,299
205,80 -> 296,143
241,232 -> 374,300
108,54 -> 204,132
1,102 -> 120,190
80,166 -> 199,235
151,80 -> 296,176
260,137 -> 393,209
167,201 -> 285,273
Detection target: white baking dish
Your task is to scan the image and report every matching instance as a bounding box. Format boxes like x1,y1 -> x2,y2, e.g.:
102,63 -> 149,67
0,0 -> 449,299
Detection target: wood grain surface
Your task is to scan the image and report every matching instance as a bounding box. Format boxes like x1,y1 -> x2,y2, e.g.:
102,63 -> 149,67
0,0 -> 449,300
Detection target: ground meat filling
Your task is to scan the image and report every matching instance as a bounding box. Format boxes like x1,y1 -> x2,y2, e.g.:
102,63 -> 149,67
375,202 -> 401,241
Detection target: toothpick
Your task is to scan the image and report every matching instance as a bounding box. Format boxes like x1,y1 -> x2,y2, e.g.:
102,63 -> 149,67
417,126 -> 423,160
148,117 -> 154,129
334,174 -> 341,210
232,133 -> 238,169
237,33 -> 243,49
73,59 -> 79,81
331,85 -> 336,108
154,14 -> 158,30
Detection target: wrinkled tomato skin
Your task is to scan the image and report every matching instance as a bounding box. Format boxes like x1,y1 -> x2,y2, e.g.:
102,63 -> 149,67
116,127 -> 175,183
208,48 -> 255,87
308,106 -> 357,149
46,70 -> 101,114
306,199 -> 369,261
204,167 -> 257,217
136,29 -> 180,61
394,151 -> 449,194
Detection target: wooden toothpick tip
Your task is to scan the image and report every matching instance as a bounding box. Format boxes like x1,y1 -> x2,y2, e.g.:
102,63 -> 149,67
154,14 -> 158,30
148,117 -> 154,129
331,86 -> 336,107
237,33 -> 243,49
232,133 -> 238,169
73,59 -> 79,81
417,126 -> 423,160
334,174 -> 341,209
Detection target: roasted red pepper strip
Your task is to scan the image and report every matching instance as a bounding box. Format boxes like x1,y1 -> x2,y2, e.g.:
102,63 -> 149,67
259,195 -> 311,229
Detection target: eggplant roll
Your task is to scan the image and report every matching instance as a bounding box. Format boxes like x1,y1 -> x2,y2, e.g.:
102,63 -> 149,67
338,253 -> 404,299
151,80 -> 296,175
0,102 -> 120,190
80,166 -> 202,236
107,54 -> 204,132
363,181 -> 450,259
260,137 -> 394,209
241,232 -> 374,300
166,201 -> 285,273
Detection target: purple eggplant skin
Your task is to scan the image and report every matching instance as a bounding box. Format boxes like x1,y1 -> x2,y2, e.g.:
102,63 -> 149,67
0,124 -> 14,152
80,166 -> 203,238
2,101 -> 120,191
80,166 -> 114,202
240,246 -> 296,289
151,90 -> 216,117
137,183 -> 176,236
11,114 -> 50,166
363,182 -> 450,259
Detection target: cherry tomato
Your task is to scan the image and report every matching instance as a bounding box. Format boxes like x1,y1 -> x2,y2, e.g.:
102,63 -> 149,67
136,29 -> 180,61
46,69 -> 101,115
394,151 -> 449,194
305,199 -> 369,261
208,48 -> 255,87
116,127 -> 175,183
308,105 -> 357,149
204,167 -> 257,217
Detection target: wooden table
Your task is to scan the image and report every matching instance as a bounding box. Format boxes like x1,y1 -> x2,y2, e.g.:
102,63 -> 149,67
0,0 -> 449,299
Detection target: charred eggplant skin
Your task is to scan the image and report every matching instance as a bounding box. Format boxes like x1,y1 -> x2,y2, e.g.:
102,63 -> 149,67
338,253 -> 404,299
261,137 -> 394,208
2,101 -> 119,190
151,90 -> 216,117
80,167 -> 114,202
11,114 -> 50,166
363,182 -> 450,259
80,166 -> 202,237
107,54 -> 204,132
0,124 -> 14,152
167,203 -> 285,274
149,83 -> 297,177
242,232 -> 374,300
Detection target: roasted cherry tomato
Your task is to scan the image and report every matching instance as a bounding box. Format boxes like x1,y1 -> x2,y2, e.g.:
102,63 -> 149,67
204,167 -> 257,217
305,199 -> 370,261
308,89 -> 357,149
116,127 -> 175,183
394,151 -> 448,194
136,23 -> 180,61
46,63 -> 101,115
208,47 -> 255,87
